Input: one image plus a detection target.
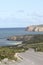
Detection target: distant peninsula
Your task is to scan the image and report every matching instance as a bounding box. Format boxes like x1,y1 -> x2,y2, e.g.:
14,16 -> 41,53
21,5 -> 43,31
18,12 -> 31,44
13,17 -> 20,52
26,25 -> 43,32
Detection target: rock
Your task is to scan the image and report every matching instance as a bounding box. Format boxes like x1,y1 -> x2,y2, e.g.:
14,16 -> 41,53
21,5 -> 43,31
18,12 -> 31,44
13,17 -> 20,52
14,53 -> 22,61
7,35 -> 33,41
1,58 -> 15,65
25,26 -> 35,31
11,60 -> 15,63
0,61 -> 1,63
7,36 -> 23,41
1,58 -> 9,64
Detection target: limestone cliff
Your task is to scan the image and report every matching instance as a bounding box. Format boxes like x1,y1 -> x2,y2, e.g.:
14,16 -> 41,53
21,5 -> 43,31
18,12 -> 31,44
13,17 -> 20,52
26,25 -> 43,32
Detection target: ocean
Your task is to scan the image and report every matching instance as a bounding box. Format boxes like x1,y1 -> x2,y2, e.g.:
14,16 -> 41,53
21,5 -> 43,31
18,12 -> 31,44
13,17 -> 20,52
0,28 -> 43,46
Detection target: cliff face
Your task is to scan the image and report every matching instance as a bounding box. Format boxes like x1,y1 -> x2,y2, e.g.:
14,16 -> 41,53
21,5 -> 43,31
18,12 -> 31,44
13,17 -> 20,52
26,25 -> 43,32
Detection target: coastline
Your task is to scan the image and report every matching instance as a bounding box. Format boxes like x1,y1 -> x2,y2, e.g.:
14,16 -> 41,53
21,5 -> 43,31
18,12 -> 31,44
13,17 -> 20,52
0,34 -> 43,65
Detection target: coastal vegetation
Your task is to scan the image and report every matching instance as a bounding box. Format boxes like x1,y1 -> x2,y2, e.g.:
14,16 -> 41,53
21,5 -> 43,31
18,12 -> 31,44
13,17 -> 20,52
22,34 -> 43,52
0,46 -> 27,61
0,34 -> 43,60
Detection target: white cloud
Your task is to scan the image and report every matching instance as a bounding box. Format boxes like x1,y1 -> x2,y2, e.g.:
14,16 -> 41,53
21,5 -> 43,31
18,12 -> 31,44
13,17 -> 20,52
0,11 -> 43,27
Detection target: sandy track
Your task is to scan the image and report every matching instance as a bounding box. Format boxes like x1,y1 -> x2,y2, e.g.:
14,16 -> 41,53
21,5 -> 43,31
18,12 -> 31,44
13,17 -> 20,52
0,49 -> 43,65
17,49 -> 43,65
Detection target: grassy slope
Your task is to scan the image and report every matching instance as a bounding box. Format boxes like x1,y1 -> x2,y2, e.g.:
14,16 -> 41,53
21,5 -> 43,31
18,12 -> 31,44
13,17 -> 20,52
22,34 -> 43,52
0,46 -> 27,60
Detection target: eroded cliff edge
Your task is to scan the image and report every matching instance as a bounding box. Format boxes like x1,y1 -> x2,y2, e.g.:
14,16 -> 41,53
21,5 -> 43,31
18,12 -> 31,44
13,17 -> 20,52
26,25 -> 43,32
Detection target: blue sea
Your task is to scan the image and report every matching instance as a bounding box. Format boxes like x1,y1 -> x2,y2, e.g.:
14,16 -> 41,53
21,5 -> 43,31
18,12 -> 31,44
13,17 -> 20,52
0,28 -> 43,46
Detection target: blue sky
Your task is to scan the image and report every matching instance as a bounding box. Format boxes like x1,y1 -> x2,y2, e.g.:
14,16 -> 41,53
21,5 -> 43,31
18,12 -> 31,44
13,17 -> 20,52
0,0 -> 43,27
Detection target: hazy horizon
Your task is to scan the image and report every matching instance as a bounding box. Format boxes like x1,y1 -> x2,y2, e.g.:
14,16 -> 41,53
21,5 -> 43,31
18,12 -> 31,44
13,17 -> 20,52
0,0 -> 43,28
0,24 -> 43,28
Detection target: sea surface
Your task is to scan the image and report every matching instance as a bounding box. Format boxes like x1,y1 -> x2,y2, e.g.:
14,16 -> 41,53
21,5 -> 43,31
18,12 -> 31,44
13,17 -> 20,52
0,28 -> 43,46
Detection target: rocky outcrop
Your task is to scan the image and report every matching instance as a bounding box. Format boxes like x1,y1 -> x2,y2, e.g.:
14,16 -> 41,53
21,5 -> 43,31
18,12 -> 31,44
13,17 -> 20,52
25,26 -> 35,31
7,35 -> 33,41
26,25 -> 43,32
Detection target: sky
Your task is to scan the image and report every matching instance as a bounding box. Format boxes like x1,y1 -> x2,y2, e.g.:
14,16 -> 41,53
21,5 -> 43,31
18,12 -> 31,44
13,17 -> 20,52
0,0 -> 43,28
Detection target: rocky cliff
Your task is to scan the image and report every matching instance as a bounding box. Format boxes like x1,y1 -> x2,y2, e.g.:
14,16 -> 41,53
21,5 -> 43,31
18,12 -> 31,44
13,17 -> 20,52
26,25 -> 43,32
